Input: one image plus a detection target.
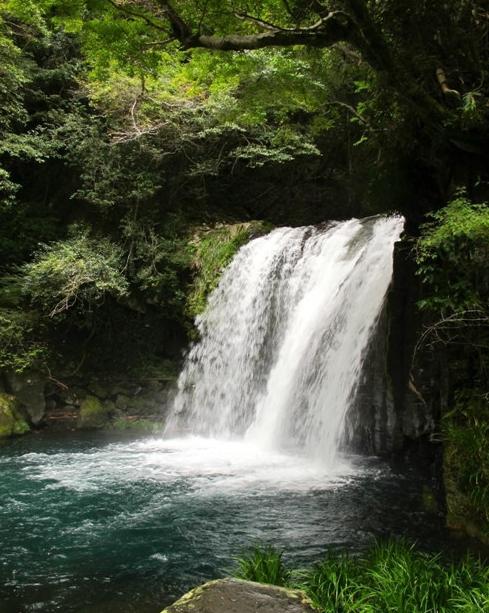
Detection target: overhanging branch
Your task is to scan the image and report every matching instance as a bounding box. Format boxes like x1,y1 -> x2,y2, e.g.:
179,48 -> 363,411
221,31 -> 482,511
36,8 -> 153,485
107,0 -> 168,32
153,2 -> 353,51
234,12 -> 285,32
190,27 -> 350,51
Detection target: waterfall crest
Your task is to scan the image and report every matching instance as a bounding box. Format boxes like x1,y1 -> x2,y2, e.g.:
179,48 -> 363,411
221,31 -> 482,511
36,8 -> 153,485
166,216 -> 404,467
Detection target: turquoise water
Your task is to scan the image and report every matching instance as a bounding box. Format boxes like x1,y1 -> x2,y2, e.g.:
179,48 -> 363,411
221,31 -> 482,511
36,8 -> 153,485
0,432 -> 443,612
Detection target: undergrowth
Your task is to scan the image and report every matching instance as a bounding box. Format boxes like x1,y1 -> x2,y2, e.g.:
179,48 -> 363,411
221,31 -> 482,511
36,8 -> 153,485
233,540 -> 489,612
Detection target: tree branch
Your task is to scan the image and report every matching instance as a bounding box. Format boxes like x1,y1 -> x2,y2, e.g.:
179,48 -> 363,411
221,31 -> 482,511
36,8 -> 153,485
191,27 -> 350,51
436,68 -> 461,102
155,0 -> 193,40
107,0 -> 168,32
142,37 -> 176,48
155,4 -> 353,51
234,12 -> 284,32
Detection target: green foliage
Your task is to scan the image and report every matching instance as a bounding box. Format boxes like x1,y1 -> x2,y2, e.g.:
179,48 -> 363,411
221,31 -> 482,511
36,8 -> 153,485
0,309 -> 47,373
416,196 -> 489,313
234,546 -> 290,587
234,542 -> 489,612
1,0 -> 489,391
119,215 -> 193,317
303,541 -> 489,612
21,227 -> 128,320
0,276 -> 48,372
416,196 -> 489,540
186,221 -> 272,318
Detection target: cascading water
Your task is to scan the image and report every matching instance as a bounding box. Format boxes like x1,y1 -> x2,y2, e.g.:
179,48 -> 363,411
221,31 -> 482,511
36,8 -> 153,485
2,214 -> 449,613
166,216 -> 404,467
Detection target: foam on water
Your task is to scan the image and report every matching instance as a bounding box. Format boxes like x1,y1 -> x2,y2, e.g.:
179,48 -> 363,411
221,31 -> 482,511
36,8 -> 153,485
0,432 -> 443,613
19,437 -> 354,494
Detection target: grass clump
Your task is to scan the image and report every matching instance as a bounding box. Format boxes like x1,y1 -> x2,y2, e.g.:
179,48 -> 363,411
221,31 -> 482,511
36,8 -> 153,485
234,546 -> 290,587
233,541 -> 489,612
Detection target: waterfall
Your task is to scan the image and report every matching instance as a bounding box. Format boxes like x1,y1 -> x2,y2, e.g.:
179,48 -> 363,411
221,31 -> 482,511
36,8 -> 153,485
166,216 -> 404,467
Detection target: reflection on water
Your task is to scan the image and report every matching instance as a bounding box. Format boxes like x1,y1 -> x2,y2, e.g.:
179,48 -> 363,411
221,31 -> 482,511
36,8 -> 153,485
0,432 -> 444,612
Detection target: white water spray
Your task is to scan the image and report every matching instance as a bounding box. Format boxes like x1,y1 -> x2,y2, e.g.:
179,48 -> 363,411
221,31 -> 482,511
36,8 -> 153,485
166,216 -> 404,467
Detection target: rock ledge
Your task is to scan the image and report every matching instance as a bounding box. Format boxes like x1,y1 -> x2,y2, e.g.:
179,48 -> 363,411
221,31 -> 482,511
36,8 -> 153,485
161,578 -> 316,613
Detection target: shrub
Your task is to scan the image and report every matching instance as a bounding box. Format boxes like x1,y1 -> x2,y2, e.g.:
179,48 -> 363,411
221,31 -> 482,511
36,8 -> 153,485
21,227 -> 128,321
0,308 -> 47,373
416,195 -> 489,314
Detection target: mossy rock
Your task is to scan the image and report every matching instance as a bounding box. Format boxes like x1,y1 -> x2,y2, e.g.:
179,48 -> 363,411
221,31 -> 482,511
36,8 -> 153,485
186,221 -> 273,318
77,395 -> 112,429
0,393 -> 30,438
111,417 -> 164,433
161,578 -> 316,613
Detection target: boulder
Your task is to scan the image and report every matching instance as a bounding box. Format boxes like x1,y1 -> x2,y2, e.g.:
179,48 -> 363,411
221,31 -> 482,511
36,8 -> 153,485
87,380 -> 110,400
0,393 -> 30,437
161,579 -> 316,613
4,370 -> 46,425
115,393 -> 131,411
77,395 -> 112,429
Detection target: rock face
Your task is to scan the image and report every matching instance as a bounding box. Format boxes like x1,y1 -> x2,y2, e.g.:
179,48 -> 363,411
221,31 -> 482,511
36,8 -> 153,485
3,370 -> 46,425
161,579 -> 316,613
0,393 -> 30,437
343,238 -> 435,456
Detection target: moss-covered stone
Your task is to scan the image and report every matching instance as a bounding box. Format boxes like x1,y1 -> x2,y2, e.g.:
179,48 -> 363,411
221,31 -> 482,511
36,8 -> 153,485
161,578 -> 316,613
0,393 -> 30,438
186,221 -> 273,318
77,395 -> 112,429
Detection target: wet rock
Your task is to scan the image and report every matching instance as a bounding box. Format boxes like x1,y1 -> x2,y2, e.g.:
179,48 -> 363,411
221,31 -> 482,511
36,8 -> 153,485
126,393 -> 163,415
87,380 -> 110,400
161,579 -> 315,613
344,238 -> 435,456
0,393 -> 30,437
77,395 -> 112,429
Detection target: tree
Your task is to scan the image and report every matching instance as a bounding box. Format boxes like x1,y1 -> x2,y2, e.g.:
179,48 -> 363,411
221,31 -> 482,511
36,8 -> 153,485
37,1 -> 488,131
8,0 -> 483,215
